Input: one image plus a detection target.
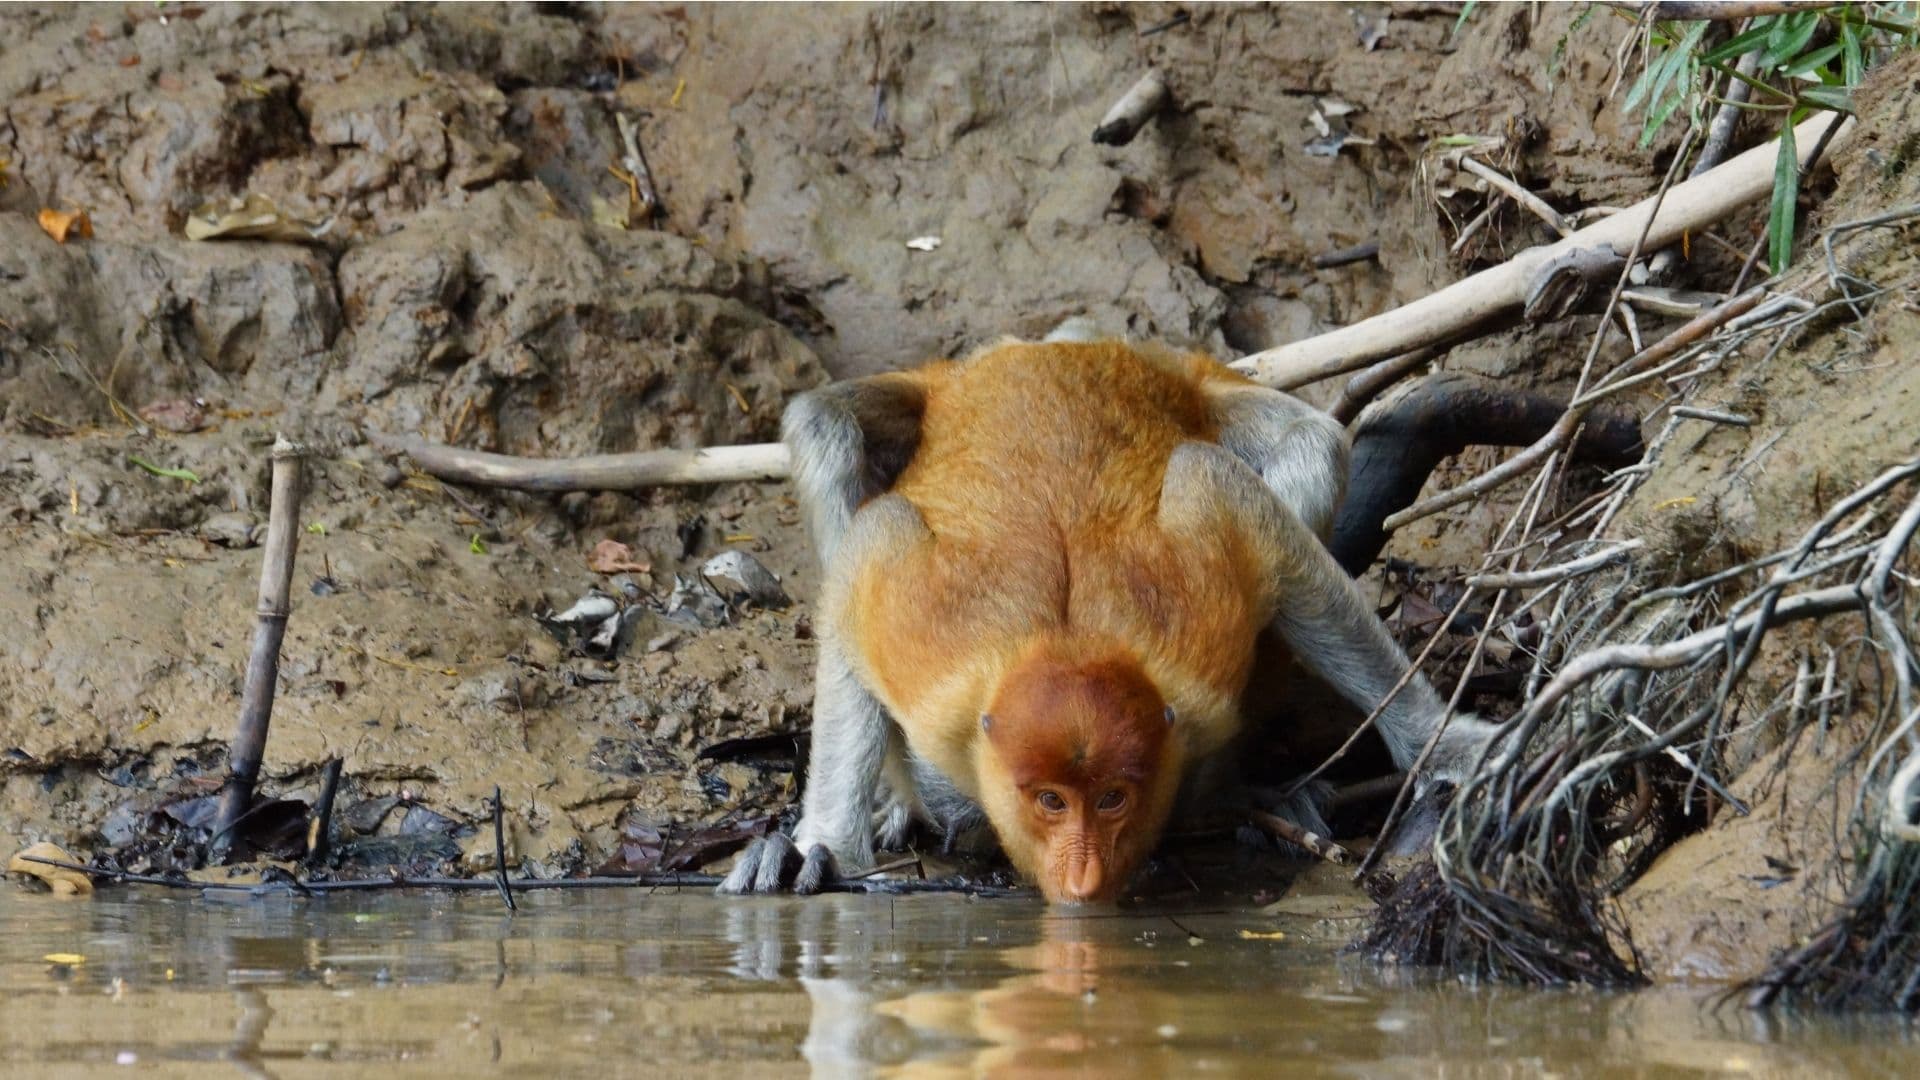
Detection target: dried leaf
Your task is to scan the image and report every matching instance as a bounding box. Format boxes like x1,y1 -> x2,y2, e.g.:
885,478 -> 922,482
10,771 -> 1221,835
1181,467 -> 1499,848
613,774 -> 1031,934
138,399 -> 208,434
37,208 -> 93,244
587,538 -> 652,575
7,841 -> 95,897
183,193 -> 330,244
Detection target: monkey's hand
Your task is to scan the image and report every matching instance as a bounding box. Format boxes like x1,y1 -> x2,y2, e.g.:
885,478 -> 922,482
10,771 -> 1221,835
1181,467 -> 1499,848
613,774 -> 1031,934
1416,712 -> 1506,790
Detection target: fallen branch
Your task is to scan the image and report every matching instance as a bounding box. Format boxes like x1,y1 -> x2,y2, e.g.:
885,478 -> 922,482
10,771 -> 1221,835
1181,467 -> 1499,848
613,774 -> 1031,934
1464,539 -> 1646,590
1379,285 -> 1767,533
1332,372 -> 1645,574
1231,113 -> 1853,389
372,433 -> 791,491
213,436 -> 305,862
1313,240 -> 1381,270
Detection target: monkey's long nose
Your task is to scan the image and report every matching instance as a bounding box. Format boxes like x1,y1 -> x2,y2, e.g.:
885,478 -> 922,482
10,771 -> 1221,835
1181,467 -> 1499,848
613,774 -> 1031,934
1062,853 -> 1106,903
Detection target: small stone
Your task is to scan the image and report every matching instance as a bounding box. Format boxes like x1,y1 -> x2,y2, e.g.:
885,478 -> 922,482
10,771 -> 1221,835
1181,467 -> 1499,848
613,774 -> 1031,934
645,632 -> 680,653
379,465 -> 404,489
197,511 -> 260,548
700,550 -> 791,609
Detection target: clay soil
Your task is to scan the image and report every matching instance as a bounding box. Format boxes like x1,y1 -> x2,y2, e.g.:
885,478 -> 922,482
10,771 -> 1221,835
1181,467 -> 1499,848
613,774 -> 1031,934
3,4 -> 1916,982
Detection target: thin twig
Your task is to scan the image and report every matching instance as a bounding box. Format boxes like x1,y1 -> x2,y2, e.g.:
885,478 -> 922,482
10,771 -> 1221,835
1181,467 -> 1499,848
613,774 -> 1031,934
491,785 -> 515,912
1249,809 -> 1351,864
1460,157 -> 1571,237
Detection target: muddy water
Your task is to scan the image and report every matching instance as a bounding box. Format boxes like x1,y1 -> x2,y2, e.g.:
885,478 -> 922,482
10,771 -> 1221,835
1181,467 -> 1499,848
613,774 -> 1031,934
0,889 -> 1911,1078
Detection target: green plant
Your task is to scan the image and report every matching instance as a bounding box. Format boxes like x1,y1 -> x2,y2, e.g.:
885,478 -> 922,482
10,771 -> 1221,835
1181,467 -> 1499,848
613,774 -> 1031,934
1622,4 -> 1919,274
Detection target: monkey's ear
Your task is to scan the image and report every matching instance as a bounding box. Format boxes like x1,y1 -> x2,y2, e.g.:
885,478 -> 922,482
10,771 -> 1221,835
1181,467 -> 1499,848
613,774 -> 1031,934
1163,705 -> 1177,726
980,713 -> 994,733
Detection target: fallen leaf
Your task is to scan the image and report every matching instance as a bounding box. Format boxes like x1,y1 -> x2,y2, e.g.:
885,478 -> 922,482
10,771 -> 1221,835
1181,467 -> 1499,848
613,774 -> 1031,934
118,53 -> 140,67
128,456 -> 199,483
587,538 -> 651,574
138,399 -> 207,434
7,841 -> 95,897
42,952 -> 87,964
38,208 -> 93,244
183,193 -> 330,244
1238,929 -> 1288,941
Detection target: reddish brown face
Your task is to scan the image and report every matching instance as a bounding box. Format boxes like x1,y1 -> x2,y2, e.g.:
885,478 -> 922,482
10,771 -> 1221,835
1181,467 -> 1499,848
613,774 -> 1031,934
981,642 -> 1181,905
1019,777 -> 1149,904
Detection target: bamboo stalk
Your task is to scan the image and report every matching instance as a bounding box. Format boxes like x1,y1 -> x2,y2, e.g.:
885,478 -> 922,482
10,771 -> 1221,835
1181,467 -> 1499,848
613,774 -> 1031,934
213,435 -> 306,861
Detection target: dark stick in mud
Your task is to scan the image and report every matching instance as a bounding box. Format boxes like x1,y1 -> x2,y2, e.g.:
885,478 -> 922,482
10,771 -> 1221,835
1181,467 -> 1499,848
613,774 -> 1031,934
13,854 -> 1022,898
305,757 -> 344,865
1312,240 -> 1381,270
491,785 -> 515,912
213,436 -> 306,862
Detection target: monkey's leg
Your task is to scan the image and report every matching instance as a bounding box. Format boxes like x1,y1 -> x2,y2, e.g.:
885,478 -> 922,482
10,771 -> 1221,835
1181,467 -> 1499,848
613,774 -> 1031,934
719,495 -> 930,895
781,373 -> 928,566
1206,384 -> 1350,543
1161,443 -> 1496,784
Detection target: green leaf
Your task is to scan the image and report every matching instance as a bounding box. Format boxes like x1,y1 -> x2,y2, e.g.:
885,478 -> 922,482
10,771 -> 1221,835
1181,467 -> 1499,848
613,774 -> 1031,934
1632,20 -> 1708,120
1781,41 -> 1844,78
470,533 -> 488,555
1451,1 -> 1478,43
1763,11 -> 1821,69
1702,20 -> 1776,64
1841,23 -> 1865,85
128,456 -> 199,484
1799,84 -> 1855,113
1769,122 -> 1799,276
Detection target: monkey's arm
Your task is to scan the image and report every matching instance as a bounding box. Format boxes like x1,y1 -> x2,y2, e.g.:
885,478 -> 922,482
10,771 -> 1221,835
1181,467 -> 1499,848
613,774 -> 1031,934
1166,434 -> 1496,784
721,378 -> 937,894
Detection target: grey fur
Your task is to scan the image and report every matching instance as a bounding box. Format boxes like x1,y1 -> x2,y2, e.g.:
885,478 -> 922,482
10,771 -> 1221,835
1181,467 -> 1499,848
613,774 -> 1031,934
1165,430 -> 1496,783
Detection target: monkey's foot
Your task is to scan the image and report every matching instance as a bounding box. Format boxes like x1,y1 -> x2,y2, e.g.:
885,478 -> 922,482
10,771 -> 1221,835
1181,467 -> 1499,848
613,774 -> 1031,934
716,833 -> 837,895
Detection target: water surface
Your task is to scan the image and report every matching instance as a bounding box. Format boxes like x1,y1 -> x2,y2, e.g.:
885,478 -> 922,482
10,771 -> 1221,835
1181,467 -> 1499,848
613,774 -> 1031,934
0,885 -> 1911,1077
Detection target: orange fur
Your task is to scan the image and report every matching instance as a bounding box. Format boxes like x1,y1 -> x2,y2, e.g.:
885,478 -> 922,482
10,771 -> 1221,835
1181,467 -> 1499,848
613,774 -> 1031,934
832,340 -> 1289,903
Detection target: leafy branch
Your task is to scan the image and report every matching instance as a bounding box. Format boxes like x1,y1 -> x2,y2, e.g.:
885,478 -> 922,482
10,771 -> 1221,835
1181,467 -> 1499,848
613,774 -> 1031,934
1621,3 -> 1917,272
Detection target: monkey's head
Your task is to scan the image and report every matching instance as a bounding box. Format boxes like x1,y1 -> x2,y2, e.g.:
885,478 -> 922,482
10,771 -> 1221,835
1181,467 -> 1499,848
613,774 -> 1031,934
976,639 -> 1183,905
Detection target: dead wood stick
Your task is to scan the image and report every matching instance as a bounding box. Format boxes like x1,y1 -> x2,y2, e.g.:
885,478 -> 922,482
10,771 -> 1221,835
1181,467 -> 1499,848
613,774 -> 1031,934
1231,112 -> 1853,390
1328,347 -> 1439,426
1460,158 -> 1570,237
373,432 -> 792,491
1313,240 -> 1381,270
1379,285 -> 1766,532
213,436 -> 306,862
1249,809 -> 1351,864
491,785 -> 515,912
1328,773 -> 1410,814
1649,48 -> 1761,279
304,757 -> 343,865
1092,69 -> 1168,146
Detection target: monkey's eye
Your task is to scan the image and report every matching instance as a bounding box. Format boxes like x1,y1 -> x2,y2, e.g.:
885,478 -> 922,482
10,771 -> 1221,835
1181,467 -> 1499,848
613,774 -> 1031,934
1097,790 -> 1127,812
1037,790 -> 1068,814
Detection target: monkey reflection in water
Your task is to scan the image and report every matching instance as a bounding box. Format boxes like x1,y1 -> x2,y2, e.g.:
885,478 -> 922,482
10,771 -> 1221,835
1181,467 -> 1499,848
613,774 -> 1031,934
720,333 -> 1498,904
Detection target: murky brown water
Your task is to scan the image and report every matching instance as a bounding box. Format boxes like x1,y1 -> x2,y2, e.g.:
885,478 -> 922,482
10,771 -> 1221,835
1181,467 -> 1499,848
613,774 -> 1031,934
0,885 -> 1912,1078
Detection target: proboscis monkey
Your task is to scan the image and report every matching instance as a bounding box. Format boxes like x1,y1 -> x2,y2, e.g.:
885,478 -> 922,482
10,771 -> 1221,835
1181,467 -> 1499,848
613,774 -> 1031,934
720,335 -> 1496,903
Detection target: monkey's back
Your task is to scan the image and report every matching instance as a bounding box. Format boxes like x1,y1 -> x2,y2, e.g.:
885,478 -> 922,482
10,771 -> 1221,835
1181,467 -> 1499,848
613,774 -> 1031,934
846,341 -> 1273,766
